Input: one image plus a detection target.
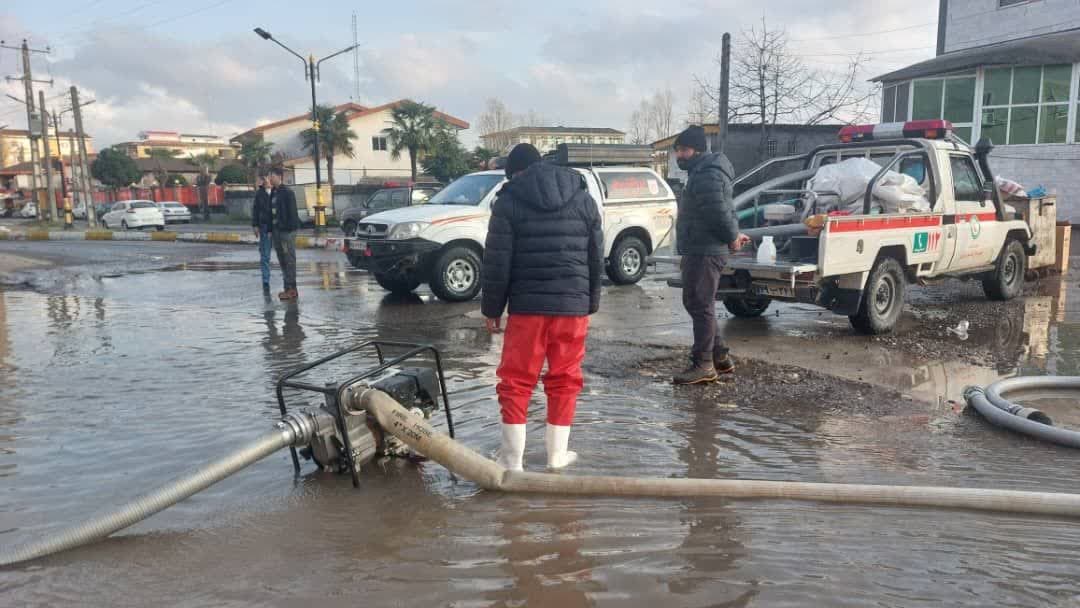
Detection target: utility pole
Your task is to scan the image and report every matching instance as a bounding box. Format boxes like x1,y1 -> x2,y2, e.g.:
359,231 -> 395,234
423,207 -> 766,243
2,39 -> 51,219
39,91 -> 57,225
717,32 -> 731,156
50,112 -> 67,205
70,87 -> 96,228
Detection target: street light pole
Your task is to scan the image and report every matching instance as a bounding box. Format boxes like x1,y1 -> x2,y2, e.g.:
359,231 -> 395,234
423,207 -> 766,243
254,27 -> 357,236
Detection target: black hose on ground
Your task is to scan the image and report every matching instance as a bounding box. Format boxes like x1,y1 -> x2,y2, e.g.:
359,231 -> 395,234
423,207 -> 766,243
965,376 -> 1080,448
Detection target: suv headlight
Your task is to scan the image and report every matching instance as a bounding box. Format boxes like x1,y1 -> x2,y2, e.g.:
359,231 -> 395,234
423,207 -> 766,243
386,221 -> 429,240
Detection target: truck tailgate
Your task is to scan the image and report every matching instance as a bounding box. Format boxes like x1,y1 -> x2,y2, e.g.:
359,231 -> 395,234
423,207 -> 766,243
725,257 -> 818,278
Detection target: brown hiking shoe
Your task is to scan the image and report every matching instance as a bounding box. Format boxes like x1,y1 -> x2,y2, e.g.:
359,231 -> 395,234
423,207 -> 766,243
673,362 -> 719,385
714,355 -> 735,375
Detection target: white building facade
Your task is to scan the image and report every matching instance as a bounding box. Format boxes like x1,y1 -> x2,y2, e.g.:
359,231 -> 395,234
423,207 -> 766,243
878,0 -> 1080,220
234,101 -> 468,185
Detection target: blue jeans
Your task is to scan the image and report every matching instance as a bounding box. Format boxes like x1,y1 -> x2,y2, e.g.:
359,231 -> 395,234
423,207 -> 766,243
259,227 -> 273,285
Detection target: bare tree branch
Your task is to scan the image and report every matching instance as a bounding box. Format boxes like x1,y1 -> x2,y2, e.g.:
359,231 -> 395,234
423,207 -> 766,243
628,89 -> 677,143
691,19 -> 879,137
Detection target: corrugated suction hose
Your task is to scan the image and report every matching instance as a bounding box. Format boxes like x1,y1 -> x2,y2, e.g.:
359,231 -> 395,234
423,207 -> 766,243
0,413 -> 319,567
965,376 -> 1080,449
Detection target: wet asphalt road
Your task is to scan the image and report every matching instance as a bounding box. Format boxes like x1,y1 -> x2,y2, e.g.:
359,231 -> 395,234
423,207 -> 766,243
2,239 -> 1080,607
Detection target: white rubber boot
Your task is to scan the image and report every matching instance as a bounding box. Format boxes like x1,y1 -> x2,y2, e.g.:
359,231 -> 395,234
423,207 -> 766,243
495,423 -> 526,472
545,424 -> 578,470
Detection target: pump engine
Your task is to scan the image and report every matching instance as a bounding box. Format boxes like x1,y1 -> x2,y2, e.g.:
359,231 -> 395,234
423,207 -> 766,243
276,341 -> 454,487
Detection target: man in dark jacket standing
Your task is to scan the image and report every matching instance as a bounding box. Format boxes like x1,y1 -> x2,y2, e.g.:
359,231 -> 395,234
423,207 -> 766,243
268,167 -> 301,301
251,174 -> 274,292
482,143 -> 603,472
672,125 -> 749,385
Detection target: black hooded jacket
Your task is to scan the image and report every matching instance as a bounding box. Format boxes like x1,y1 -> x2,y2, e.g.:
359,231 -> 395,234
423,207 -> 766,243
481,163 -> 604,318
676,152 -> 739,256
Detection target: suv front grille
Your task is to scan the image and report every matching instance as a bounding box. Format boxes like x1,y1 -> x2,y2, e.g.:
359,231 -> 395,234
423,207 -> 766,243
356,223 -> 389,239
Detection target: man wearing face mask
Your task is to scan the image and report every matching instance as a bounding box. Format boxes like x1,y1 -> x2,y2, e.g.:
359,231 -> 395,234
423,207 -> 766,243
671,125 -> 750,385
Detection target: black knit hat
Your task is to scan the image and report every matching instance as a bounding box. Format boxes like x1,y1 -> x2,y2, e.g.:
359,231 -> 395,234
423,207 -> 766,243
505,143 -> 542,178
673,125 -> 707,153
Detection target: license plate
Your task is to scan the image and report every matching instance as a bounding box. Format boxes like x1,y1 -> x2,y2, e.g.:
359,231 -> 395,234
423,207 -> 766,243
754,284 -> 793,298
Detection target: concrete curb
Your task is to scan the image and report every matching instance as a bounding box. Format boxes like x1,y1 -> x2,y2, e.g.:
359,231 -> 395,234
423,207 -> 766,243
0,229 -> 346,251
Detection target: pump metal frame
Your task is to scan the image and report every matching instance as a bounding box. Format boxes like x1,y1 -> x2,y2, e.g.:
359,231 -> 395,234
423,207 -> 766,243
275,341 -> 454,486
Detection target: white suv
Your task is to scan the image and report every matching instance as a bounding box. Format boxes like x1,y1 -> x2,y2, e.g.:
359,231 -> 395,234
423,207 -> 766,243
345,166 -> 676,302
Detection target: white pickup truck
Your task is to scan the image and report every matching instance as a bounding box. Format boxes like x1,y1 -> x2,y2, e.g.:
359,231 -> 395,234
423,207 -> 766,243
345,149 -> 676,302
719,120 -> 1040,334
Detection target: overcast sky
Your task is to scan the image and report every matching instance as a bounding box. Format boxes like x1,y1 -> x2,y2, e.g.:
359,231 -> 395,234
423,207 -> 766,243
2,0 -> 937,148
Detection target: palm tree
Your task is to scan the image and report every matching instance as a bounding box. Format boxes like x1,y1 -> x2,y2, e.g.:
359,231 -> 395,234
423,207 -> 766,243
147,148 -> 180,198
238,138 -> 273,185
301,105 -> 358,216
384,101 -> 437,181
188,152 -> 218,221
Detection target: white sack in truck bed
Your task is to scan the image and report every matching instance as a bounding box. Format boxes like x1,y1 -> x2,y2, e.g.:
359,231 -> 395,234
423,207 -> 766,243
807,157 -> 931,214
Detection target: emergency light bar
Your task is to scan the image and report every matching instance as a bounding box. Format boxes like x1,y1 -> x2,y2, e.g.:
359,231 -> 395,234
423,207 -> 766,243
838,120 -> 953,143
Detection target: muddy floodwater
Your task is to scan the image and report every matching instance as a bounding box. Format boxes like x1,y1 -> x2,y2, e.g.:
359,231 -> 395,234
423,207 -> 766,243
3,241 -> 1080,606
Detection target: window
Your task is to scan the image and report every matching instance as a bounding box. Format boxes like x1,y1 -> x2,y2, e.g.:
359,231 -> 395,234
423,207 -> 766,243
881,82 -> 910,122
112,202 -> 126,212
950,156 -> 984,202
912,75 -> 975,142
371,136 -> 388,151
599,171 -> 670,201
426,174 -> 505,206
787,140 -> 798,154
980,64 -> 1071,145
766,139 -> 778,157
367,191 -> 391,209
390,189 -> 408,205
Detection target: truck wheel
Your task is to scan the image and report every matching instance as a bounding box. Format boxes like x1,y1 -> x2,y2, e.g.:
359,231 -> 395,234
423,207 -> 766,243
430,246 -> 482,302
373,272 -> 421,294
982,239 -> 1026,301
606,236 -> 648,285
723,296 -> 771,318
849,257 -> 906,335
342,220 -> 357,236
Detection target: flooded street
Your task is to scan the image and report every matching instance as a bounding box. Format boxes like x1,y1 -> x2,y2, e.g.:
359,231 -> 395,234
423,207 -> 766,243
3,240 -> 1080,606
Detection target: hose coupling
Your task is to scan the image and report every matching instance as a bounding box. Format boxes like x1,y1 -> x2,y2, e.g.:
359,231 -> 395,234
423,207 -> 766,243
277,411 -> 322,446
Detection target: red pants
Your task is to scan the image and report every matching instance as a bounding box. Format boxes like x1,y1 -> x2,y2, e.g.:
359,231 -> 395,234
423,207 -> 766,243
496,314 -> 590,426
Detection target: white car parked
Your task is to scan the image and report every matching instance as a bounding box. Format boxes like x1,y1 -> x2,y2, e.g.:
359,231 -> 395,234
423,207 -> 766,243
18,202 -> 37,218
102,200 -> 165,231
72,202 -> 88,219
156,201 -> 192,224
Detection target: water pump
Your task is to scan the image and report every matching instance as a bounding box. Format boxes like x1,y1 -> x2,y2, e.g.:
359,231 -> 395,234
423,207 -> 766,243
276,341 -> 455,487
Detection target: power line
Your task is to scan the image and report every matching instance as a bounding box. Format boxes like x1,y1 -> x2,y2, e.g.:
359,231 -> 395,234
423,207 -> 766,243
790,22 -> 935,42
797,46 -> 936,58
142,0 -> 237,30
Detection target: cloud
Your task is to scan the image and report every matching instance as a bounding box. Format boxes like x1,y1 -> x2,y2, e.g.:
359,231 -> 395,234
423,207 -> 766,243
2,1 -> 937,151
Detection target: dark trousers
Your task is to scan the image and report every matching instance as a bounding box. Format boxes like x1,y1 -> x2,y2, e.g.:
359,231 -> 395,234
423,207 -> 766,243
273,230 -> 297,290
681,255 -> 729,364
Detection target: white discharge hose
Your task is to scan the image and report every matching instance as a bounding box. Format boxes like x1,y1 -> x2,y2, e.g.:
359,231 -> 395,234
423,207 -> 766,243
360,390 -> 1080,518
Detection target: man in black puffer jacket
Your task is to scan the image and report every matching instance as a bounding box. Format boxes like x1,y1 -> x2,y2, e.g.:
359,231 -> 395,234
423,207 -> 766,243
482,143 -> 603,473
672,125 -> 749,385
